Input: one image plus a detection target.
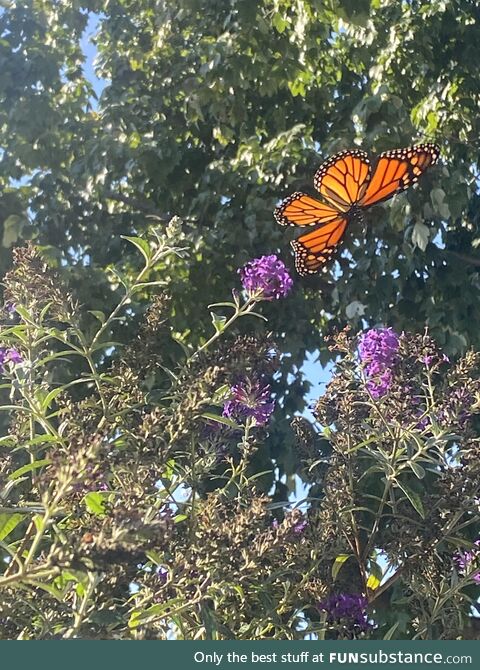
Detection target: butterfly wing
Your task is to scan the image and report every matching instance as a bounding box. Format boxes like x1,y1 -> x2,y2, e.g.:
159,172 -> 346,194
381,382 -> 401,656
359,143 -> 440,207
313,149 -> 371,211
274,191 -> 341,227
291,216 -> 348,276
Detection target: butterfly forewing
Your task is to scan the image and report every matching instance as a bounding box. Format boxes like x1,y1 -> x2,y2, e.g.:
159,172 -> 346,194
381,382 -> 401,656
313,149 -> 371,211
359,143 -> 439,207
274,191 -> 341,227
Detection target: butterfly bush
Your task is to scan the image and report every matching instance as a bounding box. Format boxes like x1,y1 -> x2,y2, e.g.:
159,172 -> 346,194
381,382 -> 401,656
455,540 -> 480,584
295,328 -> 480,639
0,346 -> 22,371
1,238 -> 479,641
0,238 -> 322,641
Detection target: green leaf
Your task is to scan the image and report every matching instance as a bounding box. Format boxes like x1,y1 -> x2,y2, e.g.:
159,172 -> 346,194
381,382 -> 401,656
0,513 -> 25,541
8,459 -> 51,480
145,550 -> 163,565
83,491 -> 110,516
332,554 -> 352,581
210,311 -> 227,334
396,480 -> 425,518
201,412 -> 240,430
408,460 -> 426,479
383,621 -> 401,640
23,435 -> 59,447
14,305 -> 37,326
128,598 -> 184,628
272,13 -> 288,33
88,310 -> 106,325
39,387 -> 67,411
121,235 -> 151,265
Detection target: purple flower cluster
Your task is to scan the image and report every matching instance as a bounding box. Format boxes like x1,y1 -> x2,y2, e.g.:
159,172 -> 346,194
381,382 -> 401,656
155,566 -> 169,585
318,593 -> 371,633
0,347 -> 22,372
223,378 -> 275,426
239,254 -> 293,300
358,328 -> 400,398
292,517 -> 308,536
454,540 -> 480,584
271,514 -> 308,539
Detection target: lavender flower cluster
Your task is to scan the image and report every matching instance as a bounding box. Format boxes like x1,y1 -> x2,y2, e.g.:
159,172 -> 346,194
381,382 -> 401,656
318,593 -> 371,633
223,378 -> 275,426
0,346 -> 22,373
239,254 -> 293,300
358,327 -> 399,398
455,540 -> 480,584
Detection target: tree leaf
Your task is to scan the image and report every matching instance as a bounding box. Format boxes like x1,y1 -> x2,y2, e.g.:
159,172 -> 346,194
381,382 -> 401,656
412,221 -> 429,251
83,491 -> 110,516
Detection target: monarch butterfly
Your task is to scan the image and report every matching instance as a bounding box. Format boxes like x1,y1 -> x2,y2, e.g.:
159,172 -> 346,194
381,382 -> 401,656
274,143 -> 440,276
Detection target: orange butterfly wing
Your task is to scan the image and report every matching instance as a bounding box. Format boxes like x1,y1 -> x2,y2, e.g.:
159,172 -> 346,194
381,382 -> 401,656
276,143 -> 440,276
290,216 -> 348,276
313,149 -> 371,210
274,191 -> 341,227
359,143 -> 439,207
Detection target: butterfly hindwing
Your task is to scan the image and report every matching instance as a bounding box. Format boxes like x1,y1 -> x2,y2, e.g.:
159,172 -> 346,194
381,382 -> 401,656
291,216 -> 348,276
274,191 -> 341,227
313,149 -> 371,211
359,143 -> 439,207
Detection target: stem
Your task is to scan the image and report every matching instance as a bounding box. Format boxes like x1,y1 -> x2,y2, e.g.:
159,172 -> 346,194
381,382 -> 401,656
370,566 -> 404,603
22,510 -> 52,570
189,295 -> 259,362
64,573 -> 97,639
362,482 -> 391,563
90,254 -> 161,351
189,436 -> 197,543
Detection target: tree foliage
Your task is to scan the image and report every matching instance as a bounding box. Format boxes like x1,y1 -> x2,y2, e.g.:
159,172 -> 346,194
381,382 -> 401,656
1,1 -> 480,361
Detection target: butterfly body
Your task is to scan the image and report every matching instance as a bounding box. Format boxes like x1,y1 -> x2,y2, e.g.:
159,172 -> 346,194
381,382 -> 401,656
275,143 -> 440,275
